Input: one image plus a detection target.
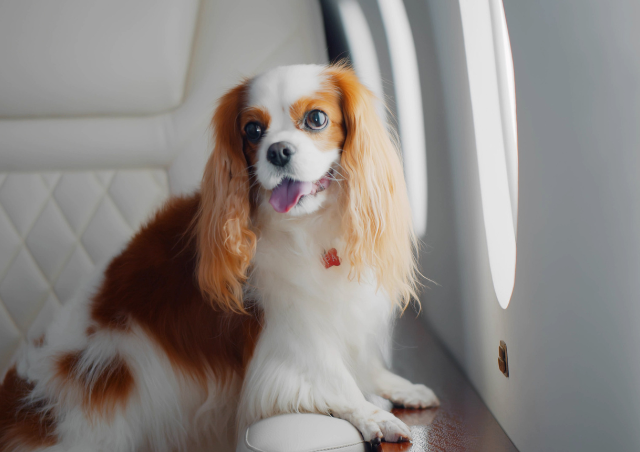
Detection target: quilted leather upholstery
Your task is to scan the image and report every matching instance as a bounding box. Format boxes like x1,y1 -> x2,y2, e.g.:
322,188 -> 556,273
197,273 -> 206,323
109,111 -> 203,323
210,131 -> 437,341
0,0 -> 328,377
0,170 -> 169,375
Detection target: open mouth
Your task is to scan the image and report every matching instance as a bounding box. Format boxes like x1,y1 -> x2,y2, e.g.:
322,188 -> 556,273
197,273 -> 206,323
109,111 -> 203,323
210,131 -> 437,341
269,170 -> 334,213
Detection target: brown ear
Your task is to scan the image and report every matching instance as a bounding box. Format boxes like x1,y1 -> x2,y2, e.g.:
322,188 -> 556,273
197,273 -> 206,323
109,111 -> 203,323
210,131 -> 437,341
196,81 -> 256,313
326,64 -> 419,308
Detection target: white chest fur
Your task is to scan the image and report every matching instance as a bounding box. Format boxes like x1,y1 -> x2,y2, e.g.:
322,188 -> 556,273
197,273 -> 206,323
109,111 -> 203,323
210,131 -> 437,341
239,201 -> 394,428
251,201 -> 391,334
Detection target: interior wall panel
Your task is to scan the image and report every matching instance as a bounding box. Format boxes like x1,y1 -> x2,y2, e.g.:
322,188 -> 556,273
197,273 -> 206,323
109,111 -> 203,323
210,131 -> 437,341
406,0 -> 640,451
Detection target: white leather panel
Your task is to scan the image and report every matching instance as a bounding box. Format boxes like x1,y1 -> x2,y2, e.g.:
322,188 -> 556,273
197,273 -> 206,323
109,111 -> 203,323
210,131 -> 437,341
0,0 -> 199,118
238,414 -> 366,452
0,116 -> 173,171
0,170 -> 169,376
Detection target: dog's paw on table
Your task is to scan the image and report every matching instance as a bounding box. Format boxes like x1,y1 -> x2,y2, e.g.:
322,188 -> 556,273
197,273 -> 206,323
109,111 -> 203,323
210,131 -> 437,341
372,408 -> 439,452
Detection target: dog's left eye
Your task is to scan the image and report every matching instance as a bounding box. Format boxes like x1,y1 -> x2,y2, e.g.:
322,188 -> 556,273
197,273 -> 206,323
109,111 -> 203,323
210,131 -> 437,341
305,110 -> 328,130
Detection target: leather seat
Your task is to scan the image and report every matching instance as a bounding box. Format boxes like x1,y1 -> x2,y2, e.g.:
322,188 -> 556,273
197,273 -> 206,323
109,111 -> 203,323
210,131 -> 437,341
0,2 -> 337,451
0,0 -> 327,373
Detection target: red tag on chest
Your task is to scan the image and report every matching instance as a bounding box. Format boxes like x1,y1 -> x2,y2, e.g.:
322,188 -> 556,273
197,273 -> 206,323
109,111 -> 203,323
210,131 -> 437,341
322,248 -> 341,269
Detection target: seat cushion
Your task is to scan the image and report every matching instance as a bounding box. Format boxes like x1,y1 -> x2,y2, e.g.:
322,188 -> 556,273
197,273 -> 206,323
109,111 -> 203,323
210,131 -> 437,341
237,414 -> 366,452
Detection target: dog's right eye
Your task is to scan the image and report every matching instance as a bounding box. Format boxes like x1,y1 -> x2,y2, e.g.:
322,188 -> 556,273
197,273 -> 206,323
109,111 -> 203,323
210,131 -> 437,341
245,122 -> 263,142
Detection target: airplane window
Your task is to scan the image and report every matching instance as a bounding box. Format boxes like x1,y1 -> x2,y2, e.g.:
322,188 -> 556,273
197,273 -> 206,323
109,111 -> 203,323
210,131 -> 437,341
459,0 -> 518,308
320,0 -> 428,238
490,0 -> 518,231
377,0 -> 428,238
335,0 -> 386,118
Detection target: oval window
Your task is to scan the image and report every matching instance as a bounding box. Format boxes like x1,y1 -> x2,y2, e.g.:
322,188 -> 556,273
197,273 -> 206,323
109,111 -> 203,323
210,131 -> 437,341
459,0 -> 518,308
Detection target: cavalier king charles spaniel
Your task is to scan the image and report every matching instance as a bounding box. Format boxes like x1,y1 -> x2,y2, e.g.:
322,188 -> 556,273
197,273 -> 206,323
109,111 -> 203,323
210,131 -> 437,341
0,63 -> 439,452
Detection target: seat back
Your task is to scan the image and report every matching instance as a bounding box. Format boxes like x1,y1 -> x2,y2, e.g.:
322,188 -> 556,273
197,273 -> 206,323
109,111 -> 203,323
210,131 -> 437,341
0,0 -> 327,375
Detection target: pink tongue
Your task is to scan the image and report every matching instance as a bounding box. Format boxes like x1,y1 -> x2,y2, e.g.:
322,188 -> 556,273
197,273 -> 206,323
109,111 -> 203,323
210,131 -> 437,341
269,178 -> 313,213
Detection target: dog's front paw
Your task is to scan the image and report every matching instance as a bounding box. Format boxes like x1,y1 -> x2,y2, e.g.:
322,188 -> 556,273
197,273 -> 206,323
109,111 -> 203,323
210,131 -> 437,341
386,383 -> 440,409
344,404 -> 411,443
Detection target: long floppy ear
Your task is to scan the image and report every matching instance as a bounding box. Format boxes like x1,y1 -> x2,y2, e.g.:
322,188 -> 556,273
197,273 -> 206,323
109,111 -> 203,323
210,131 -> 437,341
196,80 -> 256,313
327,65 -> 419,309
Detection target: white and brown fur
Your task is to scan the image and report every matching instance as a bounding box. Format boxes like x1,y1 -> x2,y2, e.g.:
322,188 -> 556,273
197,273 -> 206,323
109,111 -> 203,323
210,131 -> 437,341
0,63 -> 438,452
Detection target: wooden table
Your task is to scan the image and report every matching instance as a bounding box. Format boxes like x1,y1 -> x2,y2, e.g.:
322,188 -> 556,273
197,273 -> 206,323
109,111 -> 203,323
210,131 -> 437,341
375,314 -> 518,452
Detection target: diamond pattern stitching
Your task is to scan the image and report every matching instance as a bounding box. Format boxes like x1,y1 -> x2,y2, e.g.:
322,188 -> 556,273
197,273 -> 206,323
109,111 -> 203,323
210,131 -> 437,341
0,169 -> 169,372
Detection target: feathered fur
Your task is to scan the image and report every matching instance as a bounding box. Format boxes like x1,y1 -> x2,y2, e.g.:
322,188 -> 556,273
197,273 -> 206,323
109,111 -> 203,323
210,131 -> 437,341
0,64 -> 437,452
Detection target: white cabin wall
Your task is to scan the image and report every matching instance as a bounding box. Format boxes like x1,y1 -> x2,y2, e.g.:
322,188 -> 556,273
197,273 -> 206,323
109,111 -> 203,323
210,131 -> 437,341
405,0 -> 640,451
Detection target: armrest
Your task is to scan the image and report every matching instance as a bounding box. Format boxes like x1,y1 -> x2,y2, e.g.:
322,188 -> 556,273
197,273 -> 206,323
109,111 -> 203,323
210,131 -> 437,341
237,413 -> 366,452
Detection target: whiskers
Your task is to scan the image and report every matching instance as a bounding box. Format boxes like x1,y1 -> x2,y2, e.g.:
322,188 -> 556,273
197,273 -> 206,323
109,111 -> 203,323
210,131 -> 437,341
329,162 -> 347,191
247,166 -> 263,192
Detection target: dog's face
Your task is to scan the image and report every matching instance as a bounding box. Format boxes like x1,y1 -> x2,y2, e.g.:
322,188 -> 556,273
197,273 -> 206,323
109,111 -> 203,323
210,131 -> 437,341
197,64 -> 417,313
241,65 -> 345,216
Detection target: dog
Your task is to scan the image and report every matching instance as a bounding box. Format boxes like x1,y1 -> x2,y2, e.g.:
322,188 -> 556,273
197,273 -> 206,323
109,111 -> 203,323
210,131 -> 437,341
0,63 -> 439,452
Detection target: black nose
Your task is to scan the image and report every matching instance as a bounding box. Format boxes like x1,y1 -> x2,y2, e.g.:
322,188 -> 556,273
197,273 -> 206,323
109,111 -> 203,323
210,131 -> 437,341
267,142 -> 296,167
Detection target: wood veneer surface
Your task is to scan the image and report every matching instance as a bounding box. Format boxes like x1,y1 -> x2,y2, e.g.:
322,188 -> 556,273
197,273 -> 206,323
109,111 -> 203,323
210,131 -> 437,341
377,314 -> 518,452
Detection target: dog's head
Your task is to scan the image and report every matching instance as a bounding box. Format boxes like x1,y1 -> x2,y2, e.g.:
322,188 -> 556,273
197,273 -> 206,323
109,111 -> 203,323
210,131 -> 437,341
197,63 -> 418,312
